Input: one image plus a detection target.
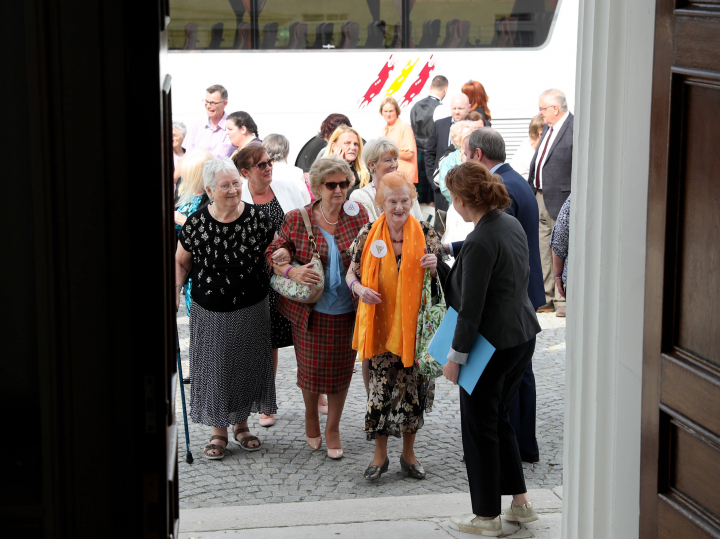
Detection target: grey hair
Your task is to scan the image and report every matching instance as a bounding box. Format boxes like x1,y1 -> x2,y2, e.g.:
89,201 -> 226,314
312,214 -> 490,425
540,88 -> 568,112
450,120 -> 473,149
363,137 -> 399,171
172,121 -> 187,136
467,128 -> 506,162
309,157 -> 354,199
206,84 -> 228,100
203,158 -> 239,190
262,134 -> 290,162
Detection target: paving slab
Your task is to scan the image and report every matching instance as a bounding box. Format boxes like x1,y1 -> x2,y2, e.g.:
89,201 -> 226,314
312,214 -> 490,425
180,489 -> 561,533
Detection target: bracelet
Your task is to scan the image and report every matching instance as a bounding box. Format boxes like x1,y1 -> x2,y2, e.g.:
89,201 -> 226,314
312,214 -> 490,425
554,274 -> 562,278
284,266 -> 292,278
349,279 -> 358,296
175,284 -> 184,289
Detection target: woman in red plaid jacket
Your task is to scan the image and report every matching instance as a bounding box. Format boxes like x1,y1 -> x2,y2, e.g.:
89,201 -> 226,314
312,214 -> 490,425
266,157 -> 368,459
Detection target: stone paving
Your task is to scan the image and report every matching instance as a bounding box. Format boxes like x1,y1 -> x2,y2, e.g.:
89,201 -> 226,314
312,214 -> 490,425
175,295 -> 565,509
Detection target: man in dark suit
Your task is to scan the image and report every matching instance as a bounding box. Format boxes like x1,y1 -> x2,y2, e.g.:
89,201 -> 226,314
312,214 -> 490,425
453,127 -> 544,462
410,75 -> 448,205
425,93 -> 470,212
528,89 -> 573,317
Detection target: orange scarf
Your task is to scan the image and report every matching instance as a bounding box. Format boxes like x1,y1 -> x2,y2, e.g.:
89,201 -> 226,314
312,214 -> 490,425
352,214 -> 425,367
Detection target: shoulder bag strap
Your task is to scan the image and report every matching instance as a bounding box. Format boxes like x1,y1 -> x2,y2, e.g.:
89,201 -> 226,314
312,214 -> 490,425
299,206 -> 320,258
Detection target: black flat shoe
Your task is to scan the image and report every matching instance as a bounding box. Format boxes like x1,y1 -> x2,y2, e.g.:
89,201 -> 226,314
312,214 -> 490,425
400,455 -> 426,479
364,457 -> 389,481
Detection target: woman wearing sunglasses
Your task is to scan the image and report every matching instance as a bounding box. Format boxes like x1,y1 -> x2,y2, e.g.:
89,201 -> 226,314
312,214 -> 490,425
265,157 -> 368,459
234,145 -> 306,428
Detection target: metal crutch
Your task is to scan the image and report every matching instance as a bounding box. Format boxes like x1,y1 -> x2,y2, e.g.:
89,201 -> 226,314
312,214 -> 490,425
176,328 -> 194,463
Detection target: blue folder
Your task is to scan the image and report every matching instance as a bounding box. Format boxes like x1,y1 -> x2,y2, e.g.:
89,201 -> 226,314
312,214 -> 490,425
428,306 -> 496,395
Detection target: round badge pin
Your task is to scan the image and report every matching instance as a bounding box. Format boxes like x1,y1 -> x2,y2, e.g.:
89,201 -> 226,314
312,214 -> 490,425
370,240 -> 388,258
343,200 -> 360,216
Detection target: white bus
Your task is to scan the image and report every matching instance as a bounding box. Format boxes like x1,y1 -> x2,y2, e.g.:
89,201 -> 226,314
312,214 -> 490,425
166,0 -> 578,166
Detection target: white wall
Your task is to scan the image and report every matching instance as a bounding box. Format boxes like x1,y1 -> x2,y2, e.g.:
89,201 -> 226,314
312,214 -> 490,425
563,0 -> 656,536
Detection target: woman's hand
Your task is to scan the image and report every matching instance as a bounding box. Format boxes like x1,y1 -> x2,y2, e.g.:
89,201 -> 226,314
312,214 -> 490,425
443,361 -> 460,385
271,248 -> 292,265
289,263 -> 323,286
420,248 -> 438,277
175,287 -> 180,312
356,284 -> 382,305
555,276 -> 566,298
332,144 -> 346,160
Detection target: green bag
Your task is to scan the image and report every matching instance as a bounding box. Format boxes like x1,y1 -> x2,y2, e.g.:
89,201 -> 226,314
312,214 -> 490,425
414,269 -> 447,377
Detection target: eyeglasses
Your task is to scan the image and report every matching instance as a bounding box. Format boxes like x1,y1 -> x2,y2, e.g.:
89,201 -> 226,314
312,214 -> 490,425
203,99 -> 224,106
539,105 -> 556,112
323,180 -> 351,190
217,181 -> 241,191
252,159 -> 274,170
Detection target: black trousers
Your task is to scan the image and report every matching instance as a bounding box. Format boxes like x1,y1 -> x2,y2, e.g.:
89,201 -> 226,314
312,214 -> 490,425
509,361 -> 539,462
460,337 -> 536,517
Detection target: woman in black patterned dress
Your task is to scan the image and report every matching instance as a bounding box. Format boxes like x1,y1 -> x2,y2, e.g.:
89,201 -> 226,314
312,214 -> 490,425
234,144 -> 306,426
175,157 -> 277,460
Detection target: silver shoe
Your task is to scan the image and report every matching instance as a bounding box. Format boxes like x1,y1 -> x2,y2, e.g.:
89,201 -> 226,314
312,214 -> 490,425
400,455 -> 426,479
364,457 -> 389,480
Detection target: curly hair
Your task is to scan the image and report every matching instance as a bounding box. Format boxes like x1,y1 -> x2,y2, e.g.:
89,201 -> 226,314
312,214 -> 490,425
444,161 -> 510,210
374,171 -> 418,206
318,113 -> 352,140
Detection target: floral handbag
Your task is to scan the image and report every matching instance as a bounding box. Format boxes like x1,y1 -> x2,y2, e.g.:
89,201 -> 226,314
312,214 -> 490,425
270,207 -> 325,304
414,269 -> 447,377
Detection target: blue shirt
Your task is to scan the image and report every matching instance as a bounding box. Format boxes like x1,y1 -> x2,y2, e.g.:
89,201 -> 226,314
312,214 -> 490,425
313,228 -> 355,315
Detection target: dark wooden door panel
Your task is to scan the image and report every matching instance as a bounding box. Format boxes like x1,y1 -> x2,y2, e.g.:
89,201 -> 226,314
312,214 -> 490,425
675,78 -> 720,367
642,0 -> 720,537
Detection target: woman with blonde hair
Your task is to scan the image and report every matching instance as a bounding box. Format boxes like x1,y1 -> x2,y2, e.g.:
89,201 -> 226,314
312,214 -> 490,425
438,120 -> 474,203
322,125 -> 370,196
379,97 -> 418,184
347,171 -> 447,481
174,148 -> 214,318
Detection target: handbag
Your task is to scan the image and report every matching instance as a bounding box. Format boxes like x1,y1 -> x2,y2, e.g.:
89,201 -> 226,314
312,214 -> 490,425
414,268 -> 447,377
270,206 -> 325,303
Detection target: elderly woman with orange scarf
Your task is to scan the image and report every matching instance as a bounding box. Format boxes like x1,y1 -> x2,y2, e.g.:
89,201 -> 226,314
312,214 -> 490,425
346,171 -> 448,481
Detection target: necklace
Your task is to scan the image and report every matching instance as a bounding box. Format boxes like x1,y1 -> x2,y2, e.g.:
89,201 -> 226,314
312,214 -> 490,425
320,203 -> 339,226
391,238 -> 403,244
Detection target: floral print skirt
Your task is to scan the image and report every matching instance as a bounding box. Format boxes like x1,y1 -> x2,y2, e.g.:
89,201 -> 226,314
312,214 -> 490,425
364,352 -> 435,440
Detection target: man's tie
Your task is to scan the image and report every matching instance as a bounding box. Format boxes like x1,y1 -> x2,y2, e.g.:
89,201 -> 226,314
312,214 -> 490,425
535,126 -> 553,189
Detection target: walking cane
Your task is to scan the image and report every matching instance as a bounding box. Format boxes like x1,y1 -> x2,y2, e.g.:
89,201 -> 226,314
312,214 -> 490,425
176,328 -> 194,463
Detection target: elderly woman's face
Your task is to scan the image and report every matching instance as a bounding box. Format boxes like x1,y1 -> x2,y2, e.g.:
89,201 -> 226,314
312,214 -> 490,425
381,186 -> 413,228
372,150 -> 399,182
321,171 -> 350,206
210,169 -> 242,207
333,132 -> 359,163
172,129 -> 185,148
381,103 -> 398,125
245,151 -> 274,186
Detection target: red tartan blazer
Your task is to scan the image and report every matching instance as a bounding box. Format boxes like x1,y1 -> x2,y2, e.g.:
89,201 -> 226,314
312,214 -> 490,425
265,201 -> 368,332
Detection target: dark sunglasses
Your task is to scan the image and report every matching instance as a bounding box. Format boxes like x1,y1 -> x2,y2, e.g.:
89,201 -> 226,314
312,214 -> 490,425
323,180 -> 351,190
252,159 -> 274,170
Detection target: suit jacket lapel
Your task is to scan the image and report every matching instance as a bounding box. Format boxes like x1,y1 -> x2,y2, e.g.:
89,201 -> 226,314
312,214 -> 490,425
545,113 -> 572,162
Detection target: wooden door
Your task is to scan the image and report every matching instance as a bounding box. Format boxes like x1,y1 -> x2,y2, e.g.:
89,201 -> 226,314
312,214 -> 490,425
641,0 -> 720,537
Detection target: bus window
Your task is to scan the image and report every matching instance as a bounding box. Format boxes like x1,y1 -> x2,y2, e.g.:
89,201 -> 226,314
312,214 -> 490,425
168,0 -> 558,51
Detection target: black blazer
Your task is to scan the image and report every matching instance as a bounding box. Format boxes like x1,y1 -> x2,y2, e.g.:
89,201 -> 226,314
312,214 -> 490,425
424,116 -> 452,180
527,112 -> 573,218
444,209 -> 541,353
410,95 -> 442,150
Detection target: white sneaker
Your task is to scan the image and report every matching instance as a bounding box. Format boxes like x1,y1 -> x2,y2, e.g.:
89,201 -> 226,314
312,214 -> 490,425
448,514 -> 502,536
503,501 -> 539,523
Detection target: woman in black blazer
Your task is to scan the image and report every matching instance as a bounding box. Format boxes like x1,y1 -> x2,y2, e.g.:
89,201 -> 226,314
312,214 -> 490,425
442,162 -> 542,536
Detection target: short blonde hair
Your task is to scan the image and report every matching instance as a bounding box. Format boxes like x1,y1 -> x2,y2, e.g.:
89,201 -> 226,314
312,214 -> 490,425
176,148 -> 214,208
363,137 -> 399,171
309,157 -> 354,199
450,120 -> 474,149
379,96 -> 401,116
375,171 -> 417,206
